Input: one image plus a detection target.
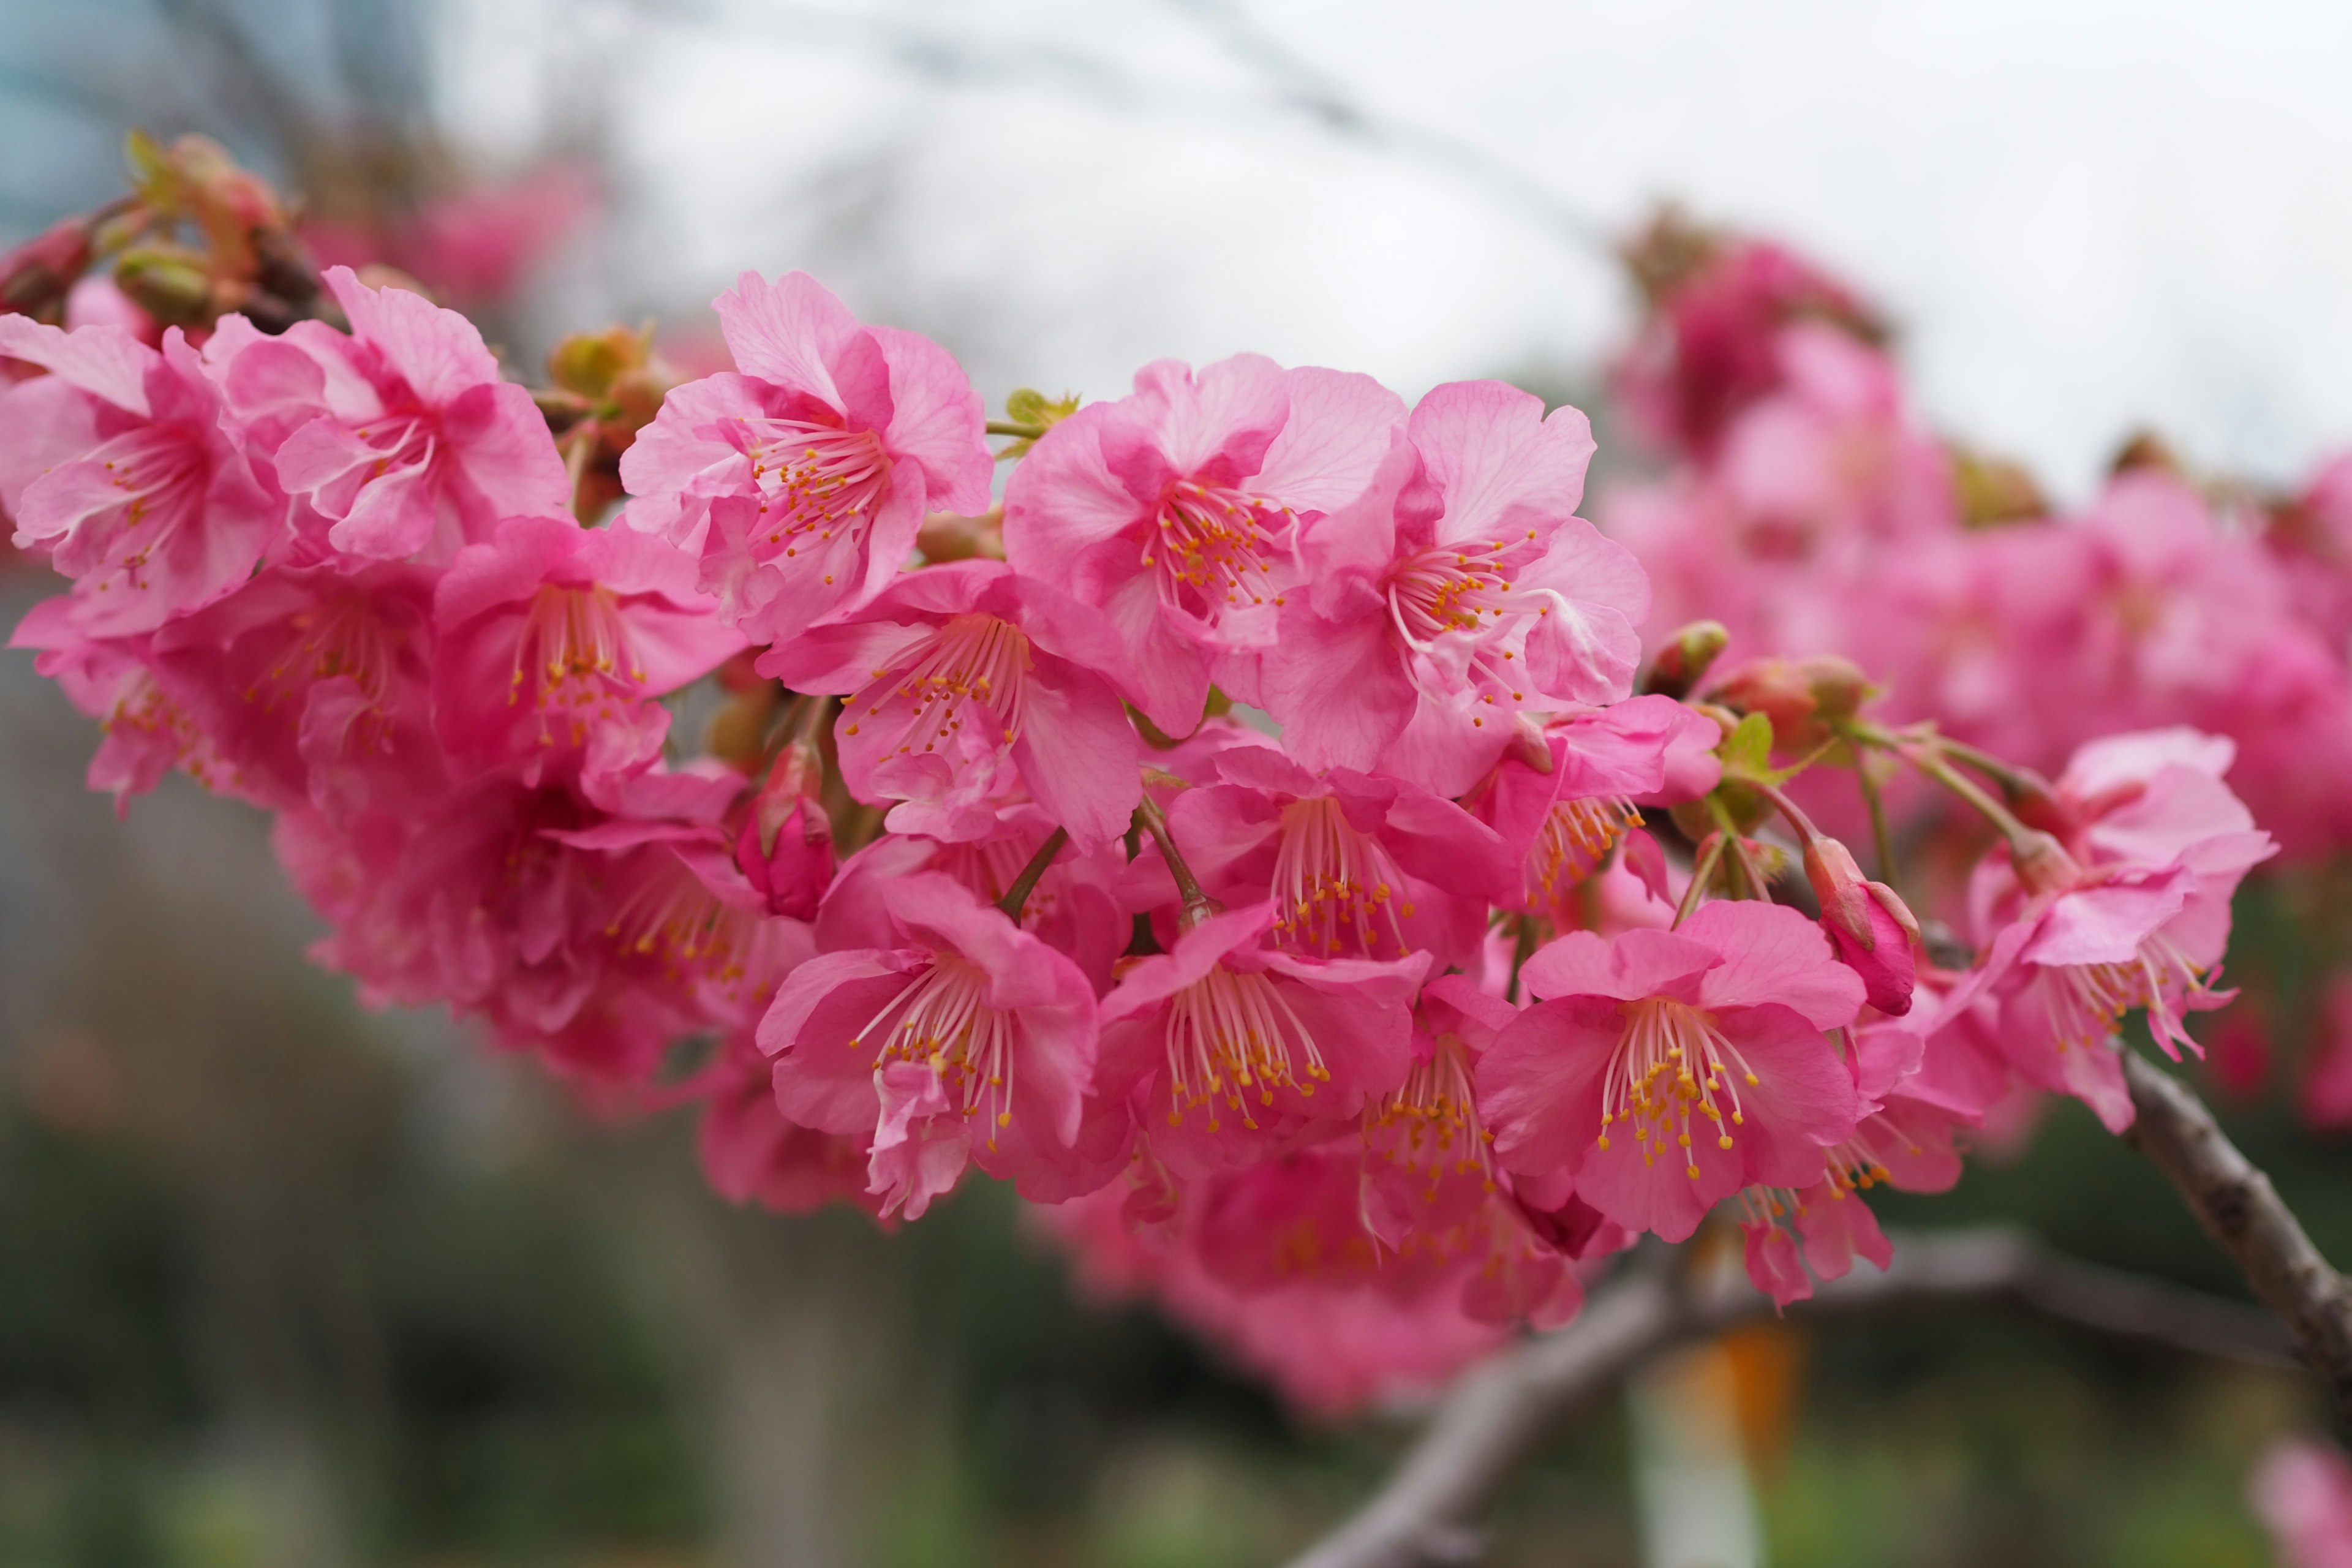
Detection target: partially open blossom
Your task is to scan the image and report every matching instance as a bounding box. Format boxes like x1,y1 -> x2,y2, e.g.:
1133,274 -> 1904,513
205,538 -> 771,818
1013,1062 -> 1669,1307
1266,380 -> 1648,795
1469,694 -> 1722,923
620,270 -> 990,641
254,267 -> 569,562
1002,354 -> 1404,733
759,559 -> 1142,849
758,872 -> 1101,1216
1477,900 -> 1864,1242
0,315 -> 280,633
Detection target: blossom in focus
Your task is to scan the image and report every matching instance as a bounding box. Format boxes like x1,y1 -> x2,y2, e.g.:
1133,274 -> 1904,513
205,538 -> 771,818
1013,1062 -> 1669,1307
759,872 -> 1101,1217
620,270 -> 990,641
1001,353 -> 1404,734
1268,380 -> 1648,796
1477,900 -> 1863,1242
1096,902 -> 1427,1178
759,559 -> 1142,850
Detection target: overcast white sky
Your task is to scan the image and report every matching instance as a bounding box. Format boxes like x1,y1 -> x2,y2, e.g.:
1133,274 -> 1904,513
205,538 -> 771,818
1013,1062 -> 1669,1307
443,0 -> 2352,502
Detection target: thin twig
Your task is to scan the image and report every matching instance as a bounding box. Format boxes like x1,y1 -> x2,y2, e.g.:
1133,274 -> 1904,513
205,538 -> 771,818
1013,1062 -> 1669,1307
1284,1226 -> 2290,1568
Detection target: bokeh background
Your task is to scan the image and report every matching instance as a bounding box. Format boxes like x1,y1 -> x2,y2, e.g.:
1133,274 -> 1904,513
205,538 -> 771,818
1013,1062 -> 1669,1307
4,2 -> 2351,1564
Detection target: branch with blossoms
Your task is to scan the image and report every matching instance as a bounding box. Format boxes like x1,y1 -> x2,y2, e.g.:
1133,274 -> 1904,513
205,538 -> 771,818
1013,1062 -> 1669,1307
7,140 -> 2352,1549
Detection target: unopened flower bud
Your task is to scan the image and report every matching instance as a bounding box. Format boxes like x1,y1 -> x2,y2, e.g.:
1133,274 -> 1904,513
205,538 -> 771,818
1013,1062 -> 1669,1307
1804,835 -> 1920,1015
1708,654 -> 1871,750
1,217 -> 94,321
549,325 -> 643,400
1640,619 -> 1729,699
113,245 -> 215,328
916,506 -> 1006,563
737,742 -> 835,920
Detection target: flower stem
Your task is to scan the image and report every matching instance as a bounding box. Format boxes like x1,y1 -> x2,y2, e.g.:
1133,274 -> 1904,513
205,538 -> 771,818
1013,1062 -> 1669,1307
1135,794 -> 1223,929
1857,755 -> 1901,891
1674,833 -> 1726,929
986,418 -> 1047,440
997,826 -> 1071,921
1704,794 -> 1773,900
1899,740 -> 2038,853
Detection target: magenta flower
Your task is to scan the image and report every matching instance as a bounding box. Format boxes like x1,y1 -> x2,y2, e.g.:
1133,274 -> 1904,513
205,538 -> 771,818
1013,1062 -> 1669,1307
1001,355 -> 1404,734
620,270 -> 990,641
1476,900 -> 1864,1242
758,872 -> 1101,1218
758,559 -> 1142,850
1264,381 -> 1649,796
431,512 -> 745,785
0,316 -> 280,634
257,268 -> 569,562
1096,902 -> 1427,1178
1159,743 -> 1513,968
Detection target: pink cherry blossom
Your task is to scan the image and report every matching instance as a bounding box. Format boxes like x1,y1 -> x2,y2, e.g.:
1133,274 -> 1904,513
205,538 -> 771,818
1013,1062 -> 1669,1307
619,270 -> 990,641
9,599 -> 222,809
1266,380 -> 1649,796
254,268 -> 569,562
758,559 -> 1142,850
431,511 -> 745,785
758,871 -> 1102,1216
1160,743 -> 1514,968
0,316 -> 281,633
1466,694 -> 1722,924
1096,901 -> 1427,1178
1477,900 -> 1864,1243
1001,354 -> 1403,734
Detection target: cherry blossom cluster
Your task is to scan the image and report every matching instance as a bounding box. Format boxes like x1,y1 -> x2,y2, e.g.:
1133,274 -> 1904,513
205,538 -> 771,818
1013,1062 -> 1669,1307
0,166 -> 2283,1415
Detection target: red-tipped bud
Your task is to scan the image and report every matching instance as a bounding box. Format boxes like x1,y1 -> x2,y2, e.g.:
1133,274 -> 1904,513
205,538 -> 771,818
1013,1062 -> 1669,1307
1640,619 -> 1730,699
1804,835 -> 1920,1015
1,217 -> 94,321
737,742 -> 834,920
1708,654 -> 1871,750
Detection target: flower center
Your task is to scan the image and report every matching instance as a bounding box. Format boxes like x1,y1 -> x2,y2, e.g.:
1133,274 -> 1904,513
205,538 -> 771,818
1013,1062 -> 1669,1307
2045,931 -> 2219,1058
844,612 -> 1034,757
1382,531 -> 1559,728
1142,478 -> 1292,620
510,584 -> 645,742
1525,795 -> 1643,910
1163,963 -> 1330,1133
603,853 -> 759,988
1270,796 -> 1415,958
738,418 -> 889,559
1367,1030 -> 1494,1191
1599,997 -> 1760,1180
850,954 -> 1018,1145
61,427 -> 209,589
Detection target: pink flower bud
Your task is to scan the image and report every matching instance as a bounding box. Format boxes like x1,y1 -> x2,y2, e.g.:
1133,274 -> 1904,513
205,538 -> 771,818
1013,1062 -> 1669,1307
1,216 -> 94,320
1804,836 -> 1920,1015
737,743 -> 835,919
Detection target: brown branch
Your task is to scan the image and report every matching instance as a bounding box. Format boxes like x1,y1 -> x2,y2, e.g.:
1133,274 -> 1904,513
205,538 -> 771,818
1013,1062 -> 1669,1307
2120,1050 -> 2352,1415
1284,1226 -> 2289,1568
